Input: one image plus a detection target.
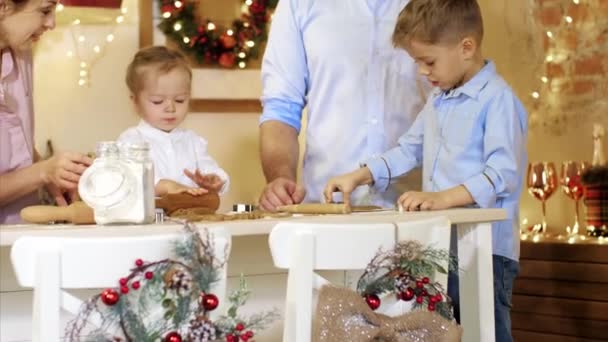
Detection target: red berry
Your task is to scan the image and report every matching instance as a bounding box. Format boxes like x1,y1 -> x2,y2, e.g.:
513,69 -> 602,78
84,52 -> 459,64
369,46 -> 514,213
235,323 -> 245,331
430,296 -> 438,303
100,289 -> 120,306
226,334 -> 236,342
421,289 -> 428,297
164,331 -> 182,342
119,278 -> 128,286
416,281 -> 424,288
145,271 -> 154,279
422,277 -> 430,284
120,285 -> 129,294
240,335 -> 249,342
434,293 -> 443,302
135,259 -> 144,267
416,296 -> 424,304
428,303 -> 436,311
132,281 -> 140,290
245,331 -> 254,338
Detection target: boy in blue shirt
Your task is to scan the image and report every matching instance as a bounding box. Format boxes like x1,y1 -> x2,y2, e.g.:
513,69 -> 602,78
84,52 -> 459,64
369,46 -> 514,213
324,0 -> 527,341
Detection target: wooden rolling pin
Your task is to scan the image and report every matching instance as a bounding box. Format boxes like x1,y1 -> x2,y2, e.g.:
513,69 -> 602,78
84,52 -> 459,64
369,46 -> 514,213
20,201 -> 95,224
155,192 -> 220,215
276,203 -> 384,214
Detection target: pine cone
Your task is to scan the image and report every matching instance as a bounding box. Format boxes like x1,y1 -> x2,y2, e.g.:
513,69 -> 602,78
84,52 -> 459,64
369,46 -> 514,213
187,317 -> 217,342
163,266 -> 193,296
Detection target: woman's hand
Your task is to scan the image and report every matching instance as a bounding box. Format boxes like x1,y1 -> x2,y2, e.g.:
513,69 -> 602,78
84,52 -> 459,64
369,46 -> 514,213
184,169 -> 225,193
41,152 -> 93,190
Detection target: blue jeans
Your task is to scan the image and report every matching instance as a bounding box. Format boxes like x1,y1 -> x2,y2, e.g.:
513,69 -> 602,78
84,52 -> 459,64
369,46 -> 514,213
448,255 -> 519,342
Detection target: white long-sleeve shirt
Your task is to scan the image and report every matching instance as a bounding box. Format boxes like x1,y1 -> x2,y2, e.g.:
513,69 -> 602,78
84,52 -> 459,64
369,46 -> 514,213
118,120 -> 229,195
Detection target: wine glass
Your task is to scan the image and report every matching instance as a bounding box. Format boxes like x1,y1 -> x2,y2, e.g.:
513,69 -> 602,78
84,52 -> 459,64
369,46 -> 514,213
527,162 -> 558,234
561,161 -> 589,237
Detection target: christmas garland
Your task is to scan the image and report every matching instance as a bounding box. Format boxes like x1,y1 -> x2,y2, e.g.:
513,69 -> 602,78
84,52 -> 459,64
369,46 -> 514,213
157,0 -> 278,68
65,223 -> 278,342
357,240 -> 457,321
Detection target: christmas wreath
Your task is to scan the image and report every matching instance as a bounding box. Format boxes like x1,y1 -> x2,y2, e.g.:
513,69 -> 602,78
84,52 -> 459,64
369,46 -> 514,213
157,0 -> 278,68
65,223 -> 278,342
356,240 -> 457,320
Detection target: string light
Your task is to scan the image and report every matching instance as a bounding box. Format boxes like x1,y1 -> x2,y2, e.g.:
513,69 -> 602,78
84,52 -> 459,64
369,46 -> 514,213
246,40 -> 255,47
183,37 -> 190,44
541,76 -> 548,83
106,34 -> 114,42
245,0 -> 253,5
238,61 -> 246,69
56,3 -> 64,12
163,11 -> 171,19
78,35 -> 86,43
174,1 -> 183,8
66,51 -> 74,58
93,45 -> 101,53
116,15 -> 124,24
572,0 -> 579,4
238,52 -> 246,58
72,19 -> 80,25
565,16 -> 573,23
532,91 -> 540,99
227,29 -> 234,36
207,22 -> 216,30
173,22 -> 182,31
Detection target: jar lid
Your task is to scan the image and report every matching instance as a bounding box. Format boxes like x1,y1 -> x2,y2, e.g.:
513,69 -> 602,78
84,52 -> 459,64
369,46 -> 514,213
79,160 -> 133,210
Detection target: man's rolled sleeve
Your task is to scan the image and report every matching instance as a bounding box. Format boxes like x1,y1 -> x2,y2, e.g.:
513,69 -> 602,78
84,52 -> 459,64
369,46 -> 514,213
260,98 -> 304,133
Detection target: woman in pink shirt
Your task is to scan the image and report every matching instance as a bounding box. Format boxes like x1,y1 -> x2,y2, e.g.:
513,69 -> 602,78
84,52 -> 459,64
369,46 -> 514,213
0,0 -> 93,224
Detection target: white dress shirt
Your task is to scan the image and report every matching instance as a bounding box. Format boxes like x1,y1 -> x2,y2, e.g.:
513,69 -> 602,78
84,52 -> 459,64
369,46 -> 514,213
118,120 -> 229,195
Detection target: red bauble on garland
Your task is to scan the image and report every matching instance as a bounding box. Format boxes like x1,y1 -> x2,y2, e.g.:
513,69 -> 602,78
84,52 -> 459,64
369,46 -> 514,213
164,331 -> 182,342
201,293 -> 219,311
100,288 -> 120,306
364,293 -> 381,310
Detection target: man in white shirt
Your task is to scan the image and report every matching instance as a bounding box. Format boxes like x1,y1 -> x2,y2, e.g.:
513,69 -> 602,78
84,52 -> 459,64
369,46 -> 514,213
258,0 -> 427,210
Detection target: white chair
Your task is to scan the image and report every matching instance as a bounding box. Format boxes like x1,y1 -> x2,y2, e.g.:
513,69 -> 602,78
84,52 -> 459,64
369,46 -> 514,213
268,216 -> 451,342
10,227 -> 231,342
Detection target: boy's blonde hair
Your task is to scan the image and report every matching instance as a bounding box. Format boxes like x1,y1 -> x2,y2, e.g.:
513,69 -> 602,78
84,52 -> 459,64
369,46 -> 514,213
392,0 -> 483,48
125,46 -> 192,95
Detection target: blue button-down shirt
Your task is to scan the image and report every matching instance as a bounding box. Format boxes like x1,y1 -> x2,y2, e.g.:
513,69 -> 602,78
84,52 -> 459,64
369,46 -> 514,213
366,61 -> 528,261
260,0 -> 427,206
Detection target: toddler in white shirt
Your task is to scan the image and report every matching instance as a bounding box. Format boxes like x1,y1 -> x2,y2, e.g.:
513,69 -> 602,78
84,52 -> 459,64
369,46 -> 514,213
118,46 -> 229,196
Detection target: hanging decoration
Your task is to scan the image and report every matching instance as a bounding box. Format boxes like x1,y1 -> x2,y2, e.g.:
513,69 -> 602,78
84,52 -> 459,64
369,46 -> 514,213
157,0 -> 278,69
64,223 -> 278,341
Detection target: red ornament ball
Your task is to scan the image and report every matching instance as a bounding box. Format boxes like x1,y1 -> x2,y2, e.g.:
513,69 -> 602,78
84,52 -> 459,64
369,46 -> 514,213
235,323 -> 245,331
201,293 -> 219,311
145,271 -> 154,280
164,331 -> 182,342
132,281 -> 140,290
218,52 -> 236,68
245,331 -> 254,338
220,33 -> 237,49
119,277 -> 128,286
364,294 -> 381,310
135,259 -> 144,267
226,334 -> 237,342
100,288 -> 120,306
120,286 -> 129,294
399,287 -> 415,301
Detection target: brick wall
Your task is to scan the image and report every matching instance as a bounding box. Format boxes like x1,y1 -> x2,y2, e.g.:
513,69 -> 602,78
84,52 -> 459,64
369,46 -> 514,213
529,0 -> 607,132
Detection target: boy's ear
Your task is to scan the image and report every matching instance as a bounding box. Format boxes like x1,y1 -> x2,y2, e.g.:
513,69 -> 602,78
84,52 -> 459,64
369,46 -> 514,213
460,36 -> 477,60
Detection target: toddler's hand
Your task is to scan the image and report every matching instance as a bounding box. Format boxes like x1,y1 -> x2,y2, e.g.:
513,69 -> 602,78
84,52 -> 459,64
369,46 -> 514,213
184,169 -> 225,193
397,191 -> 449,211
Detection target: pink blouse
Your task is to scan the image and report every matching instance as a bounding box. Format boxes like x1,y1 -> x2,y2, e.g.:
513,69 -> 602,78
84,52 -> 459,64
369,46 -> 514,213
0,49 -> 39,224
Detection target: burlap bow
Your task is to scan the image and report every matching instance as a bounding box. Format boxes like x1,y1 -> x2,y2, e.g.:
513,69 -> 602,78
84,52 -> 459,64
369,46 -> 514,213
313,285 -> 462,342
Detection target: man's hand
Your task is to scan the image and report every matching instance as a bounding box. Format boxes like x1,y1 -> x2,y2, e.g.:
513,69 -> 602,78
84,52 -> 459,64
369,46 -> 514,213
259,177 -> 306,211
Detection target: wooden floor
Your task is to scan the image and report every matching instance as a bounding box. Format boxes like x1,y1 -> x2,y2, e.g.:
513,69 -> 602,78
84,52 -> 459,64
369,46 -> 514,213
512,239 -> 608,341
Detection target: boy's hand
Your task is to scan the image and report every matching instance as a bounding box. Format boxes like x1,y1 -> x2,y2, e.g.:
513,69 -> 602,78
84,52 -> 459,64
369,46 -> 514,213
397,191 -> 450,211
323,167 -> 373,209
157,179 -> 208,197
184,169 -> 225,193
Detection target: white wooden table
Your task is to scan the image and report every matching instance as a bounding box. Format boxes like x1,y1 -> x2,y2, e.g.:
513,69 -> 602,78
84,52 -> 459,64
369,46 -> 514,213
1,208 -> 505,342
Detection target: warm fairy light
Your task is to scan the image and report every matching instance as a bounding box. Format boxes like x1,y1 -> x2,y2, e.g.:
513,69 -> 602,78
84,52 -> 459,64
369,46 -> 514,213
67,51 -> 74,58
246,40 -> 255,47
78,35 -> 85,43
238,52 -> 246,58
121,7 -> 128,14
163,11 -> 171,18
174,1 -> 183,8
238,61 -> 246,69
546,55 -> 554,62
532,91 -> 540,99
106,34 -> 115,42
80,62 -> 87,68
243,22 -> 250,28
245,0 -> 253,5
207,22 -> 216,30
116,15 -> 124,24
573,0 -> 579,4
80,70 -> 87,77
541,76 -> 548,83
93,45 -> 101,53
57,3 -> 64,11
568,236 -> 576,244
546,31 -> 553,39
173,22 -> 182,31
183,37 -> 190,44
73,19 -> 81,25
565,16 -> 573,23
227,29 -> 234,36
532,234 -> 541,243
78,79 -> 86,86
